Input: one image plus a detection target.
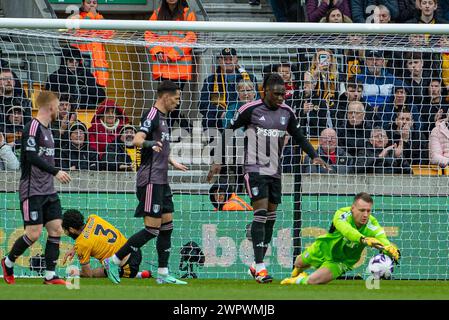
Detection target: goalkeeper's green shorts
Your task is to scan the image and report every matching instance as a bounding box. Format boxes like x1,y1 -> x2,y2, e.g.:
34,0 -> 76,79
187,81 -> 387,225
300,245 -> 351,279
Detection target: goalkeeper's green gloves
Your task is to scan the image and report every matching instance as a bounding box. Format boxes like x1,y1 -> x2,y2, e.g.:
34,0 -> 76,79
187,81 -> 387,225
384,245 -> 401,264
360,237 -> 385,250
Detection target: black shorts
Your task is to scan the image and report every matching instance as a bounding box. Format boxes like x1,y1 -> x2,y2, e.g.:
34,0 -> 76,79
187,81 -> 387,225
135,184 -> 174,218
119,248 -> 142,279
243,172 -> 282,204
20,194 -> 62,227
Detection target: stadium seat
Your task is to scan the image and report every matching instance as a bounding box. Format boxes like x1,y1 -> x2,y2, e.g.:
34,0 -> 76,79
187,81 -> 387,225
411,164 -> 444,176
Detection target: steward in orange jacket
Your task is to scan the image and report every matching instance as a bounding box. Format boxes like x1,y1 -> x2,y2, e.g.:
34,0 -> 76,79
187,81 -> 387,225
210,184 -> 253,211
144,3 -> 197,82
70,9 -> 113,87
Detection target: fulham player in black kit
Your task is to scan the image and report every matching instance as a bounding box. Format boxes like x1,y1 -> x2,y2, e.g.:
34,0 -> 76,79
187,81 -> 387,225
1,91 -> 72,285
208,73 -> 330,283
103,81 -> 188,285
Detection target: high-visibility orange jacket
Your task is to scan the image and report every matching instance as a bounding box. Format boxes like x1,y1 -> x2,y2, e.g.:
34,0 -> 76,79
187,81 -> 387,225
218,193 -> 253,211
71,11 -> 113,87
144,7 -> 197,81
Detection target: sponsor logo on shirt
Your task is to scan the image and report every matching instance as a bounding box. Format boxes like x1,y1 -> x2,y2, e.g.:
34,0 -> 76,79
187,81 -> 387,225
256,127 -> 286,138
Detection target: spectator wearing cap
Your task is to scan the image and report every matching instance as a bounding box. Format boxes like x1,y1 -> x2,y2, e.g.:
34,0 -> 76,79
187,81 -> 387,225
59,121 -> 99,170
0,132 -> 19,171
307,0 -> 352,22
45,45 -> 106,109
4,102 -> 24,157
303,128 -> 354,174
419,78 -> 449,136
0,68 -> 32,128
105,124 -> 141,171
351,0 -> 399,23
199,48 -> 259,130
385,108 -> 428,165
407,0 -> 448,23
356,49 -> 403,124
88,99 -> 129,161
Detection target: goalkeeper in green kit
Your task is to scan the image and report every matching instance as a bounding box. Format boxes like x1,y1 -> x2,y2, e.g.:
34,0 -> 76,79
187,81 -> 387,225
281,192 -> 400,285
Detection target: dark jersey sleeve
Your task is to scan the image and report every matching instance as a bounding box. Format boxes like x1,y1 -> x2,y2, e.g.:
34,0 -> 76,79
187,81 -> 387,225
286,112 -> 318,160
228,105 -> 254,130
138,109 -> 159,137
22,124 -> 59,176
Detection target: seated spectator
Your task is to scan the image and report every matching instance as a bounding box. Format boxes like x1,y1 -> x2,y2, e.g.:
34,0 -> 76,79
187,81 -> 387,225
4,103 -> 24,157
385,108 -> 428,165
88,99 -> 128,161
306,0 -> 351,22
380,85 -> 419,128
0,68 -> 31,127
199,48 -> 258,130
342,36 -> 365,79
51,93 -> 77,154
335,79 -> 363,122
419,79 -> 449,136
429,116 -> 449,167
373,4 -> 392,23
209,183 -> 252,211
351,0 -> 399,23
59,121 -> 99,170
223,79 -> 256,129
336,101 -> 373,157
356,127 -> 412,174
303,128 -> 354,174
105,124 -> 140,171
406,0 -> 448,23
0,132 -> 19,171
45,45 -> 106,109
319,6 -> 353,22
356,50 -> 403,123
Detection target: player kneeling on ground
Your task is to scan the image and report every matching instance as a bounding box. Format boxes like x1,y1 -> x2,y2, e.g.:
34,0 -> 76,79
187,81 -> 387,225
62,209 -> 151,279
281,192 -> 400,285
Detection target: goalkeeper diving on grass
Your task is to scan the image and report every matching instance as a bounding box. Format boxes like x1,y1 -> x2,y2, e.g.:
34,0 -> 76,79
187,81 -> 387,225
281,192 -> 400,285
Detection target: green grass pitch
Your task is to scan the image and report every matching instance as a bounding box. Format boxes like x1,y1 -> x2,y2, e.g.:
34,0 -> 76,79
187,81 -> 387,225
1,278 -> 448,300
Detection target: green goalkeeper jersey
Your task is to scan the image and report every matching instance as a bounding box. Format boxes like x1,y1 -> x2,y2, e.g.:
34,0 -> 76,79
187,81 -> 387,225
309,206 -> 391,267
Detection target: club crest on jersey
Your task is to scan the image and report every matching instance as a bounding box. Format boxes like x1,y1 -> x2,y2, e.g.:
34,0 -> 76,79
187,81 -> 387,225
30,211 -> 38,221
280,116 -> 286,125
251,187 -> 259,196
144,119 -> 152,128
27,137 -> 36,147
153,204 -> 161,213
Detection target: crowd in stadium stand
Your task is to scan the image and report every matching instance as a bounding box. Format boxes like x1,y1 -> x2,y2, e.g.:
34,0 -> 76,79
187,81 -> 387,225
1,0 -> 449,174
